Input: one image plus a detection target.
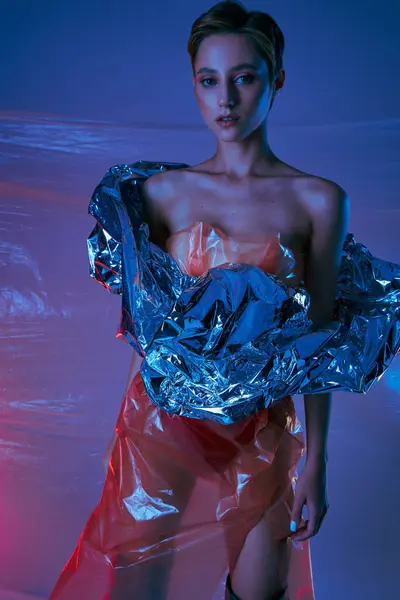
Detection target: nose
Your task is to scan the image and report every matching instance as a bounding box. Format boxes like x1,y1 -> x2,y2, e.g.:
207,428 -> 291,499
219,82 -> 236,108
219,97 -> 234,108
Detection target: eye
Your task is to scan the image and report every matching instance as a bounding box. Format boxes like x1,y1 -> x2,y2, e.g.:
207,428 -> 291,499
200,77 -> 216,87
236,74 -> 255,84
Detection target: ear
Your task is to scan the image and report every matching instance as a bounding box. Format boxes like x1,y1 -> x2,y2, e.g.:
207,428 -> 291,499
274,68 -> 286,93
269,69 -> 285,112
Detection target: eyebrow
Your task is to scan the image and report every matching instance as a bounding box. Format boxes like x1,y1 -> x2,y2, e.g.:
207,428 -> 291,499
195,63 -> 258,75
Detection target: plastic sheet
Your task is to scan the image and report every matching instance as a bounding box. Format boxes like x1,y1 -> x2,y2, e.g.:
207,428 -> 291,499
50,369 -> 314,600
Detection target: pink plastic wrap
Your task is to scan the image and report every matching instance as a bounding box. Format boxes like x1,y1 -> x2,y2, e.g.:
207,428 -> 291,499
49,221 -> 314,599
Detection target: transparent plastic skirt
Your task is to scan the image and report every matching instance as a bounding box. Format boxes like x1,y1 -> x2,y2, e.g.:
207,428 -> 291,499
49,363 -> 314,600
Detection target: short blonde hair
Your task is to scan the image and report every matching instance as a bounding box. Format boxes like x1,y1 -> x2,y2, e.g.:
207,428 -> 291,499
187,1 -> 284,86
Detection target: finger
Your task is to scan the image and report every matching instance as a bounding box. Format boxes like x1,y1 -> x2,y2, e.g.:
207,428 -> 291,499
289,522 -> 308,542
292,505 -> 326,542
290,494 -> 305,534
314,503 -> 329,535
307,508 -> 319,537
321,503 -> 329,520
291,504 -> 316,541
291,521 -> 315,542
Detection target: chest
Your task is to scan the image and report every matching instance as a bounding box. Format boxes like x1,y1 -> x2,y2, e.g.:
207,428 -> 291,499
167,177 -> 312,257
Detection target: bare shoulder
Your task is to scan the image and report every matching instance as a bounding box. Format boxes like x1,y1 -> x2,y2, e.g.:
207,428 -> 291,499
141,168 -> 188,244
142,168 -> 187,207
295,173 -> 350,226
289,171 -> 350,325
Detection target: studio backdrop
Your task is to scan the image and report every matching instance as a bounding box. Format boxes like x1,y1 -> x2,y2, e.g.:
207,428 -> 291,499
0,1 -> 399,599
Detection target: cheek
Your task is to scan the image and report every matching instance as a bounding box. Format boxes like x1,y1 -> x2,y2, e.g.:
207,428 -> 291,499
248,88 -> 270,115
195,89 -> 217,115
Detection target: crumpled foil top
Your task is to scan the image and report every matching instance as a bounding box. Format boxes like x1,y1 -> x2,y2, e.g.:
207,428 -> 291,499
87,161 -> 400,424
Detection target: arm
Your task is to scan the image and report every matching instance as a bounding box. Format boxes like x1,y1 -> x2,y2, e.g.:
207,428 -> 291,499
290,181 -> 350,541
303,182 -> 350,467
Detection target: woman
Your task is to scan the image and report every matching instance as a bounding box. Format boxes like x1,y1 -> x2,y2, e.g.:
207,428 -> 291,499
50,2 -> 349,599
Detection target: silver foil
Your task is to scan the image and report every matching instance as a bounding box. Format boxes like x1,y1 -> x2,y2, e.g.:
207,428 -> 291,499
88,162 -> 400,424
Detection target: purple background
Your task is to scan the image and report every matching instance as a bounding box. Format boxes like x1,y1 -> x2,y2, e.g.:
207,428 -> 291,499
0,1 -> 399,598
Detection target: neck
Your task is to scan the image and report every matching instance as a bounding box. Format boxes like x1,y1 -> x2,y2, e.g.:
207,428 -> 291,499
212,123 -> 278,179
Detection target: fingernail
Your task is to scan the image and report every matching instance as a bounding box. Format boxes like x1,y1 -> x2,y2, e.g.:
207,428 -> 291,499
290,520 -> 297,532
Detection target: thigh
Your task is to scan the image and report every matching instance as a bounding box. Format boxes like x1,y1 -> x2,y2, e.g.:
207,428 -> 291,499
226,401 -> 296,600
110,472 -> 197,600
230,505 -> 291,600
107,381 -> 199,599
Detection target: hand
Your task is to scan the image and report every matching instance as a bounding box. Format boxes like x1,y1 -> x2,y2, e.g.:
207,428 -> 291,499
289,460 -> 329,542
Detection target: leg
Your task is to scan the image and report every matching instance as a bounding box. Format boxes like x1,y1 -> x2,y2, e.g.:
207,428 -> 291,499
227,511 -> 290,600
226,573 -> 288,600
110,469 -> 196,600
222,396 -> 303,600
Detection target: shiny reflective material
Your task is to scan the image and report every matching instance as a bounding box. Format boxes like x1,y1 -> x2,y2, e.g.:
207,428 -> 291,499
88,161 -> 400,424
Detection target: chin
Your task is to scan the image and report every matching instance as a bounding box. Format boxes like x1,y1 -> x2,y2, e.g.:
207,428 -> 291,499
212,125 -> 245,141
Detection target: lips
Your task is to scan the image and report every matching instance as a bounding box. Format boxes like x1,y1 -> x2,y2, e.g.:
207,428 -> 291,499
216,115 -> 240,122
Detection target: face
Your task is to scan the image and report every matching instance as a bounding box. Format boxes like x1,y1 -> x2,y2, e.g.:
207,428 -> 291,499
192,33 -> 284,141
